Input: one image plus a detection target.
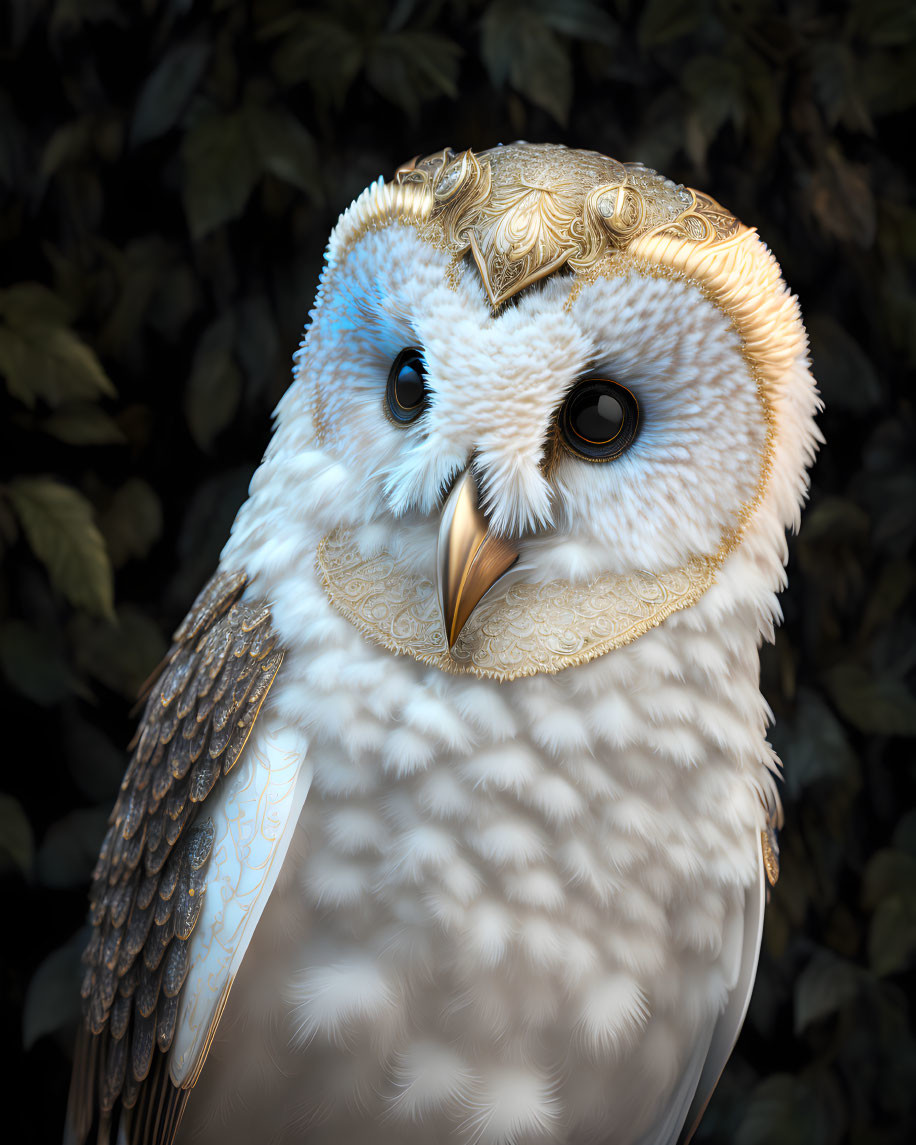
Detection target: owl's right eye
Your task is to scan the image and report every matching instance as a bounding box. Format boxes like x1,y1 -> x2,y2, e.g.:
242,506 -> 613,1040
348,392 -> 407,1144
386,348 -> 428,425
558,378 -> 639,462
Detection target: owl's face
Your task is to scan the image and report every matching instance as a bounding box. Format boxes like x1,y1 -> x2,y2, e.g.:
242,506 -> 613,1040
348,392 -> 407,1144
302,228 -> 766,584
233,144 -> 817,680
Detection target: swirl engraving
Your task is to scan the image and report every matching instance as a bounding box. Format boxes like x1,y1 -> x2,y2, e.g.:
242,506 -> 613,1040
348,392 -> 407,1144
391,143 -> 739,307
316,530 -> 718,682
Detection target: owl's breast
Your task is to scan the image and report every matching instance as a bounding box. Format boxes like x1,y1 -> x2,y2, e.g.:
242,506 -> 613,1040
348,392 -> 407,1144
220,599 -> 762,1142
181,547 -> 769,1145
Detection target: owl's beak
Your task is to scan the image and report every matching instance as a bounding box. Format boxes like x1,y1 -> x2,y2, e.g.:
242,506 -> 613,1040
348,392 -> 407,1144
437,468 -> 519,653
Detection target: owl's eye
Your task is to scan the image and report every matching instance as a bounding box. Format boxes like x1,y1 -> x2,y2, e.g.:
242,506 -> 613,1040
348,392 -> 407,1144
386,348 -> 428,425
558,379 -> 639,461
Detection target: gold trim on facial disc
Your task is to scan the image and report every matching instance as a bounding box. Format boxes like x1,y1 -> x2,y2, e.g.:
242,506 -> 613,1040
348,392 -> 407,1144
311,143 -> 807,680
317,529 -> 720,682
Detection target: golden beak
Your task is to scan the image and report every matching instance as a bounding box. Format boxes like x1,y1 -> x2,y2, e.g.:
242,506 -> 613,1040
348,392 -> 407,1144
437,469 -> 520,653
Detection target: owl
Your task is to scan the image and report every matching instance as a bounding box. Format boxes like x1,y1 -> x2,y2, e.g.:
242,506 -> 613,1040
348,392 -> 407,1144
66,143 -> 820,1145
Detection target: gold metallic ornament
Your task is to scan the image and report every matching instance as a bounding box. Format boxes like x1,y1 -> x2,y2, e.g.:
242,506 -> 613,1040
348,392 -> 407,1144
761,829 -> 780,888
341,142 -> 744,308
317,528 -> 719,682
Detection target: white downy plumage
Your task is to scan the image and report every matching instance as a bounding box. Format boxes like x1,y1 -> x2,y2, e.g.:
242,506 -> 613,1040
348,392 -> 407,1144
171,171 -> 820,1145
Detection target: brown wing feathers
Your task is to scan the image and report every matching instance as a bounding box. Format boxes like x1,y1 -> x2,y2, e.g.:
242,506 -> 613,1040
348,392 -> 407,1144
66,569 -> 284,1145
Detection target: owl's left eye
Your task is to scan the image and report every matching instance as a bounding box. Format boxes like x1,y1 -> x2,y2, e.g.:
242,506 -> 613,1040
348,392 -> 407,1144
386,348 -> 428,425
558,378 -> 639,462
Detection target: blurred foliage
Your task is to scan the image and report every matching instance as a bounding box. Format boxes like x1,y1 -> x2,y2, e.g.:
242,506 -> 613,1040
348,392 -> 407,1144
1,0 -> 914,1140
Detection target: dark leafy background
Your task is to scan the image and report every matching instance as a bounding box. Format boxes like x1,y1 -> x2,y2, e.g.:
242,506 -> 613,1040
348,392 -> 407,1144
2,0 -> 915,1141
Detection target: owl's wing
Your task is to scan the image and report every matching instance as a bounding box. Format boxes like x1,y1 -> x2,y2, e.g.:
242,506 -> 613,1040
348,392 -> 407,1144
633,831 -> 767,1145
64,569 -> 297,1145
676,832 -> 767,1145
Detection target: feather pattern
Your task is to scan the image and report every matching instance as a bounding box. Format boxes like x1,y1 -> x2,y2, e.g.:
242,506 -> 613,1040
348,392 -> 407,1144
65,569 -> 284,1145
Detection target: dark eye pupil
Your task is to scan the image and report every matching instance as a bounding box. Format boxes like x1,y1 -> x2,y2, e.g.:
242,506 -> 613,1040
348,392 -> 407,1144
394,362 -> 424,410
569,390 -> 624,443
387,348 -> 427,424
559,378 -> 638,461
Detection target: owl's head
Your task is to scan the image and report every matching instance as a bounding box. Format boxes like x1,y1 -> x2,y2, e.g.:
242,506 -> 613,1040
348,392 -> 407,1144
229,144 -> 820,681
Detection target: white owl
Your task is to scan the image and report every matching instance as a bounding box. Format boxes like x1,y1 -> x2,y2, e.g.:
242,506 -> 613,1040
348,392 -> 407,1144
67,143 -> 820,1145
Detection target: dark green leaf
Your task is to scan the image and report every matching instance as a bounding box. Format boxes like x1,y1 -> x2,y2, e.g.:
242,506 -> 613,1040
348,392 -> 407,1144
245,103 -> 321,197
184,314 -> 244,449
736,1075 -> 834,1145
807,314 -> 882,412
41,402 -> 126,445
50,0 -> 124,38
682,55 -> 744,155
269,13 -> 364,105
892,810 -> 916,856
169,466 -> 254,609
0,282 -> 70,326
773,687 -> 859,799
70,605 -> 167,699
799,497 -> 870,546
824,663 -> 916,736
0,620 -> 76,705
6,477 -> 114,618
365,31 -> 462,115
0,92 -> 29,192
857,471 -> 916,555
0,284 -> 115,409
810,41 -> 873,132
481,1 -> 572,124
863,849 -> 916,908
236,294 -> 279,395
851,0 -> 916,47
22,933 -> 85,1049
131,40 -> 211,147
181,110 -> 261,239
36,806 -> 109,888
638,0 -> 701,47
5,0 -> 44,54
0,792 -> 34,876
794,950 -> 865,1034
40,117 -> 94,179
538,0 -> 618,42
64,714 -> 125,801
94,236 -> 181,356
860,50 -> 916,117
808,150 -> 877,248
146,257 -> 201,342
99,478 -> 163,567
869,896 -> 916,976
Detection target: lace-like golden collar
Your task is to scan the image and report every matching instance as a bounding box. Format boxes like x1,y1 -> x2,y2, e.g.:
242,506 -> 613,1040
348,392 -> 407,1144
316,529 -> 718,682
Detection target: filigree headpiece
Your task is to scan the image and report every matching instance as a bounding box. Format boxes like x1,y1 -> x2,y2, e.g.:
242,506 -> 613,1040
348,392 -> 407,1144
392,144 -> 740,306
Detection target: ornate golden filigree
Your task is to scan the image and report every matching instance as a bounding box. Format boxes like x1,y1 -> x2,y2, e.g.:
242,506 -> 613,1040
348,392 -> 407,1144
761,828 -> 780,888
388,143 -> 741,306
317,529 -> 719,682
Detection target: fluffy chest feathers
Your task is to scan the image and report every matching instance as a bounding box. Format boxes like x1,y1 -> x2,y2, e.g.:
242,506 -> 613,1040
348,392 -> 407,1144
179,549 -> 768,1145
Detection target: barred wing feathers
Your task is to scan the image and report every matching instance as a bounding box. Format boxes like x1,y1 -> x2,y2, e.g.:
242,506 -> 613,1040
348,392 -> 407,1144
66,570 -> 285,1145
